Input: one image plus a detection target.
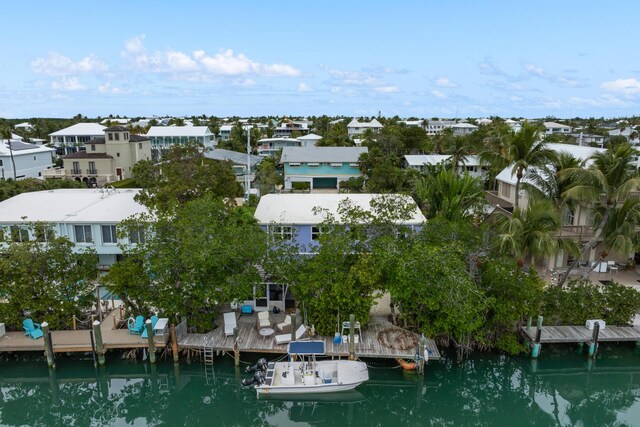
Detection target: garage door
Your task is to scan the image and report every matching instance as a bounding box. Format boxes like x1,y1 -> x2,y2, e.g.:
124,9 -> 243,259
313,177 -> 338,189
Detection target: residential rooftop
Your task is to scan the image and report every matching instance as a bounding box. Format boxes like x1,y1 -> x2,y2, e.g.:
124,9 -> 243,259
49,123 -> 106,136
280,146 -> 368,163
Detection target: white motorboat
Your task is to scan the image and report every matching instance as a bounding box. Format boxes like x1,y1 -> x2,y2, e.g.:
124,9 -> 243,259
242,340 -> 369,397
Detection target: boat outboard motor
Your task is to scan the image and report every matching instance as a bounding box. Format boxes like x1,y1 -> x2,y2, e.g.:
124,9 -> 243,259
242,370 -> 266,387
245,358 -> 268,374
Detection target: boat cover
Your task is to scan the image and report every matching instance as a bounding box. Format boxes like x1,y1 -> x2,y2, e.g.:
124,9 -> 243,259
287,340 -> 326,355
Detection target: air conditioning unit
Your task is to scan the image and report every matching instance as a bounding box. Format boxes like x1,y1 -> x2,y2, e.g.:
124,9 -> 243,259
585,319 -> 606,330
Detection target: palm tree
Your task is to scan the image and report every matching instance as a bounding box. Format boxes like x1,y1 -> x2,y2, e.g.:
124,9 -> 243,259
480,121 -> 556,209
413,167 -> 486,222
558,143 -> 640,286
446,136 -> 471,175
1,125 -> 17,180
495,200 -> 580,269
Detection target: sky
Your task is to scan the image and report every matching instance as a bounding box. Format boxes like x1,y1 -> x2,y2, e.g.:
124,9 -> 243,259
2,1 -> 640,119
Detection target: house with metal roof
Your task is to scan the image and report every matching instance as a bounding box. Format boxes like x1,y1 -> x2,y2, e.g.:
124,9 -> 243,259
44,126 -> 152,187
49,123 -> 106,154
0,188 -> 147,268
204,148 -> 263,192
347,118 -> 383,138
0,134 -> 55,180
543,122 -> 572,135
404,154 -> 484,179
280,146 -> 367,190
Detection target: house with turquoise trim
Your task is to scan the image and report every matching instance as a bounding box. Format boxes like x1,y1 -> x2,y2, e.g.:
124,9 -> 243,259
280,146 -> 367,190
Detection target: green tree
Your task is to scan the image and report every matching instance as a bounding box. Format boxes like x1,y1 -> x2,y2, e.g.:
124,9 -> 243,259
254,156 -> 283,195
0,225 -> 97,329
103,196 -> 268,331
133,142 -> 242,211
559,143 -> 640,285
1,125 -> 17,180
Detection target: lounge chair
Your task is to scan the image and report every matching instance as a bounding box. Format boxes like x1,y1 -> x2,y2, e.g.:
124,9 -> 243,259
276,315 -> 292,333
23,319 -> 44,340
128,315 -> 145,335
274,324 -> 306,345
224,312 -> 237,337
141,315 -> 159,338
256,311 -> 271,329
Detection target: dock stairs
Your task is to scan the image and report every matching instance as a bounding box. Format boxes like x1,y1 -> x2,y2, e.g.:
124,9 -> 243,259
203,345 -> 214,365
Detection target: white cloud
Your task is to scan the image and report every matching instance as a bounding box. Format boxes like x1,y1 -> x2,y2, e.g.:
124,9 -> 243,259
374,86 -> 399,94
524,63 -> 545,77
31,53 -> 108,76
123,38 -> 301,78
233,78 -> 256,87
51,77 -> 86,91
435,77 -> 458,88
601,78 -> 640,95
297,82 -> 312,92
431,90 -> 447,99
98,82 -> 125,94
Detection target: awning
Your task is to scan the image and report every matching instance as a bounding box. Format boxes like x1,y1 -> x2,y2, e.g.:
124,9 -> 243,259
287,340 -> 325,355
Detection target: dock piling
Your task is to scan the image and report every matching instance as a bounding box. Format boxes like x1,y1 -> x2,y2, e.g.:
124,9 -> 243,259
233,326 -> 240,367
532,315 -> 543,359
348,314 -> 355,360
171,324 -> 179,364
145,320 -> 155,364
41,322 -> 55,369
93,320 -> 106,366
291,314 -> 297,343
526,316 -> 532,331
417,335 -> 426,374
588,322 -> 600,358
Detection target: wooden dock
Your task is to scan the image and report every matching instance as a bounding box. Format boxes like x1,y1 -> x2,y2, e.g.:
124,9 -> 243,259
0,311 -> 168,353
178,313 -> 441,361
521,325 -> 640,344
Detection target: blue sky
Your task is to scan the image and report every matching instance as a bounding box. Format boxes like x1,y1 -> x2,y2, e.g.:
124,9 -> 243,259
2,1 -> 639,119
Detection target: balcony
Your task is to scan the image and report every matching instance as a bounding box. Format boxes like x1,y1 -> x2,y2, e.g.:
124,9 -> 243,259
485,191 -> 513,209
70,168 -> 82,175
87,168 -> 98,175
42,168 -> 65,178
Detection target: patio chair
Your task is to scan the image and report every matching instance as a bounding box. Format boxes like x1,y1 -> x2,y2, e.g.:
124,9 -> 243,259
142,315 -> 159,338
608,261 -> 619,274
256,311 -> 271,330
23,319 -> 44,340
276,315 -> 292,333
274,324 -> 306,345
224,312 -> 237,337
128,315 -> 145,335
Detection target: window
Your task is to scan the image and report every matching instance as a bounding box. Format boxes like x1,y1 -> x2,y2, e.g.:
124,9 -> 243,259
308,162 -> 320,167
117,153 -> 120,157
270,225 -> 293,240
330,163 -> 342,167
501,184 -> 511,198
114,133 -> 120,141
91,145 -> 96,151
138,143 -> 142,149
101,225 -> 117,244
564,208 -> 575,226
11,226 -> 30,242
124,133 -> 129,139
74,225 -> 93,243
33,156 -> 37,161
288,162 -> 301,167
349,163 -> 359,167
35,224 -> 54,242
0,160 -> 3,166
129,227 -> 145,244
108,133 -> 113,141
311,226 -> 323,240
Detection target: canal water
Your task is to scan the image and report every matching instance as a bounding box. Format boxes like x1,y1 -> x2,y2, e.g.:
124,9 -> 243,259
1,344 -> 639,426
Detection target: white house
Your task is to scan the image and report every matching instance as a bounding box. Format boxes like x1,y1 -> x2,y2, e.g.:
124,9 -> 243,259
145,126 -> 214,160
543,122 -> 572,135
404,154 -> 485,179
296,133 -> 322,148
274,120 -> 311,138
451,122 -> 479,136
0,135 -> 55,180
14,122 -> 35,132
49,123 -> 106,154
425,119 -> 456,135
347,118 -> 383,138
0,188 -> 147,268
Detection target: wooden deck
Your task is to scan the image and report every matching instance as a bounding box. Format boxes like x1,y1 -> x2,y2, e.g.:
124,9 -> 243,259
521,325 -> 640,344
0,311 -> 168,353
178,313 -> 441,360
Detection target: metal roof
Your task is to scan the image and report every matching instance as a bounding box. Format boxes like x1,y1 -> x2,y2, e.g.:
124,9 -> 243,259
49,123 -> 106,136
204,148 -> 262,167
280,147 -> 367,163
145,126 -> 212,137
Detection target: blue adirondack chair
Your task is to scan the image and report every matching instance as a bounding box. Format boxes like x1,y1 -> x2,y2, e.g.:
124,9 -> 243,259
23,319 -> 44,340
141,315 -> 159,338
128,315 -> 145,335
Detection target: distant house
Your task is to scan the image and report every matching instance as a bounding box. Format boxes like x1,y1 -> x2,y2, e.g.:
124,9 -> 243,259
274,120 -> 311,138
0,188 -> 147,269
145,126 -> 214,160
347,118 -> 383,138
296,133 -> 322,148
280,146 -> 367,190
100,118 -> 129,125
404,154 -> 484,179
571,133 -> 605,148
14,122 -> 35,132
49,123 -> 107,155
257,137 -> 301,157
204,148 -> 263,192
425,119 -> 456,135
44,126 -> 152,187
0,134 -> 55,180
543,122 -> 572,135
451,122 -> 478,136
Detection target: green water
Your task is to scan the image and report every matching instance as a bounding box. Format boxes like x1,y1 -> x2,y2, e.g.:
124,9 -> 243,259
1,344 -> 640,426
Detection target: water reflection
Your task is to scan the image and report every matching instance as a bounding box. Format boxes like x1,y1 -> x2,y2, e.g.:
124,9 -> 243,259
0,345 -> 639,426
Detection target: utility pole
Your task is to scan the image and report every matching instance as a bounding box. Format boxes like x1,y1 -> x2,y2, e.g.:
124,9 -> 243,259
246,125 -> 251,200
